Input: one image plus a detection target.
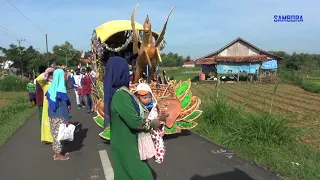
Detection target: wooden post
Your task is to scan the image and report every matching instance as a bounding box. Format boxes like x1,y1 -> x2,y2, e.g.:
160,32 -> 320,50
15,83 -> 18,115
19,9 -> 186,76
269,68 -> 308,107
237,73 -> 240,82
45,33 -> 49,67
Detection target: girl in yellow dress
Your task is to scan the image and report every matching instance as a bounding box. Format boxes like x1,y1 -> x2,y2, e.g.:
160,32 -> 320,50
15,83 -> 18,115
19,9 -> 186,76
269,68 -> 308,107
36,68 -> 54,143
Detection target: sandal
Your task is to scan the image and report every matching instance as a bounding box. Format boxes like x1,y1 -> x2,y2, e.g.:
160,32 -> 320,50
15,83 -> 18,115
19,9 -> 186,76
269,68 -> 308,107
53,152 -> 69,158
54,156 -> 69,161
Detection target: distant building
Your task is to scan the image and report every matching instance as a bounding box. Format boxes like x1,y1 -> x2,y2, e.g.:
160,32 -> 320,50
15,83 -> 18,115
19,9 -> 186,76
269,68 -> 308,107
182,61 -> 195,68
196,37 -> 282,81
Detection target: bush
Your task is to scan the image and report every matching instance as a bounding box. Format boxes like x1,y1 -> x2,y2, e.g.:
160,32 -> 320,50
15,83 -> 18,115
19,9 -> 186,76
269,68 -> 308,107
194,95 -> 320,180
0,76 -> 29,91
199,98 -> 296,146
0,96 -> 34,146
299,77 -> 320,93
227,113 -> 296,145
0,96 -> 29,126
278,68 -> 297,83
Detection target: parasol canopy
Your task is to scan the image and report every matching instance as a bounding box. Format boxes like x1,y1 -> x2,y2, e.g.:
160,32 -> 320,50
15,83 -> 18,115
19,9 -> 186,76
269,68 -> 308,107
94,20 -> 162,43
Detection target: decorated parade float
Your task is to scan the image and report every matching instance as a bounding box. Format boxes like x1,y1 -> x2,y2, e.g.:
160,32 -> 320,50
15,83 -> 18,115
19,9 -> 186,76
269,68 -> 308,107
87,4 -> 202,140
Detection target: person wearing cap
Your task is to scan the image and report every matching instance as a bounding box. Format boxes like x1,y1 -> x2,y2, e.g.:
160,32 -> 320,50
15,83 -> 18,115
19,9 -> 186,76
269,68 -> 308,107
105,56 -> 165,180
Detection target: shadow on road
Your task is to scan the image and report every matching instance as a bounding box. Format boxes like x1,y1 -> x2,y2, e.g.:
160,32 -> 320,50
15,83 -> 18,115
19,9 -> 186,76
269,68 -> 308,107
64,122 -> 88,153
163,130 -> 192,141
147,162 -> 158,179
190,168 -> 254,180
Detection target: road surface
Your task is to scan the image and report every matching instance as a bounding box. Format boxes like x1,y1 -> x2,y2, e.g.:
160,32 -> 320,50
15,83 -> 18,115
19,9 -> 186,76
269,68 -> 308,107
0,93 -> 280,180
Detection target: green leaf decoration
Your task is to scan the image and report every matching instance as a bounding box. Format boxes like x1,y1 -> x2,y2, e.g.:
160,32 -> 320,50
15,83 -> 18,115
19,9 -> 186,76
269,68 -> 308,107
174,121 -> 198,129
98,91 -> 103,99
175,80 -> 191,97
99,128 -> 110,140
93,116 -> 104,128
184,110 -> 202,121
164,126 -> 181,134
181,92 -> 192,109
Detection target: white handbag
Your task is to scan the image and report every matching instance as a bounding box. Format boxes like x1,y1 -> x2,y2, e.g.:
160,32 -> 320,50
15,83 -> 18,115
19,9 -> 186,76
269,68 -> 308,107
57,123 -> 75,141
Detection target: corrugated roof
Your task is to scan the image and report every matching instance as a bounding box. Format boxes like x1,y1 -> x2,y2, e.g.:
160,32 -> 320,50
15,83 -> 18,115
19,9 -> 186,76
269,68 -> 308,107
196,37 -> 282,61
196,55 -> 269,64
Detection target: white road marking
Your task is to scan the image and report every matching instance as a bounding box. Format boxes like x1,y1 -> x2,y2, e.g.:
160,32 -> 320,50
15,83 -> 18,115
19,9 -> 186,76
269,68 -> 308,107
99,150 -> 114,180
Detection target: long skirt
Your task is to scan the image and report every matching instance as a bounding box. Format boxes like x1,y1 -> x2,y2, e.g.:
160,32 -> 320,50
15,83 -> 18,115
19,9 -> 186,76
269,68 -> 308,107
38,106 -> 43,127
49,118 -> 64,153
41,99 -> 53,143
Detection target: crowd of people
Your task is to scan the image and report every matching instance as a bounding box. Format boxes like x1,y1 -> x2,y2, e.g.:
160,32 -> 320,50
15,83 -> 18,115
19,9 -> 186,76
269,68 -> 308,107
32,56 -> 168,179
68,67 -> 95,113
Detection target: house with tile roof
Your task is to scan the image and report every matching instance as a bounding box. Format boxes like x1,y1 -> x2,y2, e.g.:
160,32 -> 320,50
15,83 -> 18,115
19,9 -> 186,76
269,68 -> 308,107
196,37 -> 282,81
182,61 -> 195,68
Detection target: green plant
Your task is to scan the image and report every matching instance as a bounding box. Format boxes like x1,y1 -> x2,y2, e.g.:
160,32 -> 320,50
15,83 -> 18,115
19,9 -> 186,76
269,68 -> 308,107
299,77 -> 320,93
0,96 -> 29,126
225,112 -> 296,145
0,96 -> 35,146
193,93 -> 320,180
0,76 -> 29,91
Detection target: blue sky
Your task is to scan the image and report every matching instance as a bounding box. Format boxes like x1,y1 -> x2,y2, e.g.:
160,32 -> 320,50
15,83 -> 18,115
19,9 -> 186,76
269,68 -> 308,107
0,0 -> 319,59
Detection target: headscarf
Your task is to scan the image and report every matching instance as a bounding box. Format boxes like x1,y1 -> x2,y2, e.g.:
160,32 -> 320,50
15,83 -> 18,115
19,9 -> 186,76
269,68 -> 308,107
104,56 -> 130,127
134,83 -> 157,111
45,69 -> 70,112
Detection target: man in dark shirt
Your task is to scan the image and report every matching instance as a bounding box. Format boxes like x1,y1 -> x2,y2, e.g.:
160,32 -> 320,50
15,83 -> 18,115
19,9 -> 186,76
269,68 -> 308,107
81,68 -> 93,113
36,66 -> 47,127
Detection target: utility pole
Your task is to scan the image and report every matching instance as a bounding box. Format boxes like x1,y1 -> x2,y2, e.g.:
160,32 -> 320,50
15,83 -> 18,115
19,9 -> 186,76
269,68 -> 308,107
17,39 -> 25,77
45,33 -> 49,67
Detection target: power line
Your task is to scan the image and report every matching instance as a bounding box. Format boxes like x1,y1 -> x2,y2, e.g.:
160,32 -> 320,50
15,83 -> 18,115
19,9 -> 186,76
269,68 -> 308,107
6,0 -> 45,34
0,25 -> 33,46
0,25 -> 24,39
0,32 -> 14,39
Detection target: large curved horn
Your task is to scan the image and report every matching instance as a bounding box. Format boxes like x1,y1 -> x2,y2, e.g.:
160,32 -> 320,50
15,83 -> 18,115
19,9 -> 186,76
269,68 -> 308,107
155,6 -> 176,47
131,4 -> 139,54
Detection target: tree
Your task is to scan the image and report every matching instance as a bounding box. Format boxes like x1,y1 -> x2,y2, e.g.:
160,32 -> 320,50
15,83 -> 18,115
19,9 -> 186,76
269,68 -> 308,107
186,55 -> 191,62
0,45 -> 46,76
52,41 -> 80,67
0,56 -> 6,64
0,44 -> 25,76
160,52 -> 187,67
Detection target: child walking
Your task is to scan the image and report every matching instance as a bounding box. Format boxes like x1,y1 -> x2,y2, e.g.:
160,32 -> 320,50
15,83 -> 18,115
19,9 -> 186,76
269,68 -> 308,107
27,77 -> 36,108
134,83 -> 166,163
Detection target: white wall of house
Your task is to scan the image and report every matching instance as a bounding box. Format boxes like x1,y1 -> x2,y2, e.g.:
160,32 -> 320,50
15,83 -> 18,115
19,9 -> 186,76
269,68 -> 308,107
0,60 -> 14,69
182,64 -> 195,68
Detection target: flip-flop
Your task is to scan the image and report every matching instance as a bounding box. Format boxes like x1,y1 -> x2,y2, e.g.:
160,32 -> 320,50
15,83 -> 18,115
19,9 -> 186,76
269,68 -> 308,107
53,152 -> 69,158
54,156 -> 69,161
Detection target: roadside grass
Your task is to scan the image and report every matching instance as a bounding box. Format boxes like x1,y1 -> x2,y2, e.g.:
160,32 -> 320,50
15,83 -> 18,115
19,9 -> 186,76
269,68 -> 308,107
193,90 -> 320,180
0,76 -> 29,91
160,67 -> 200,81
299,77 -> 320,93
0,93 -> 36,146
278,68 -> 320,93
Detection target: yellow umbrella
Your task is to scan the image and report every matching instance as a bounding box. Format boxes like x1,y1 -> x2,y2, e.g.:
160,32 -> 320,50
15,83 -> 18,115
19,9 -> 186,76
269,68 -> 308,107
94,20 -> 161,43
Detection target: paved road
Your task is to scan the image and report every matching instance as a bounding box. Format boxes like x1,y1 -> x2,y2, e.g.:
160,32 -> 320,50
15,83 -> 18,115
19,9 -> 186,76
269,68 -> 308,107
0,92 -> 280,180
